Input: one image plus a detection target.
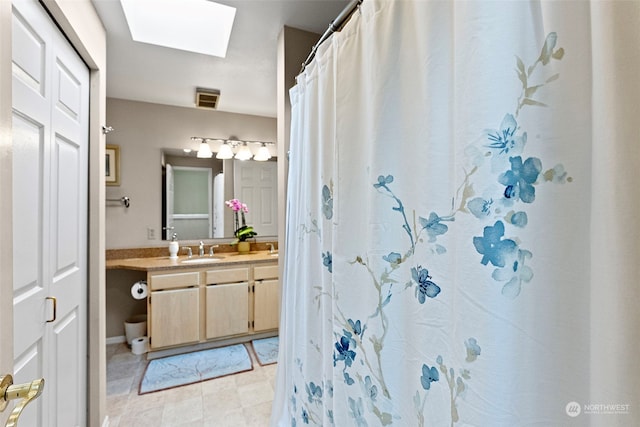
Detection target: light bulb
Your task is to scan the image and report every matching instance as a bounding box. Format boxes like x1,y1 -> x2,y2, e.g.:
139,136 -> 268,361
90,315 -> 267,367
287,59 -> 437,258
254,144 -> 271,161
196,140 -> 213,158
235,143 -> 253,161
216,142 -> 234,159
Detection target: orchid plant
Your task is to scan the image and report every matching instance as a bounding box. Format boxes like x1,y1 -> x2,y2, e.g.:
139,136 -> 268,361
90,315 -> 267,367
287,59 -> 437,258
225,198 -> 257,242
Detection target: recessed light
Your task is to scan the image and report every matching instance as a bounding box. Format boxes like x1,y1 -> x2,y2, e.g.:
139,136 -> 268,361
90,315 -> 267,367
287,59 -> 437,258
120,0 -> 236,58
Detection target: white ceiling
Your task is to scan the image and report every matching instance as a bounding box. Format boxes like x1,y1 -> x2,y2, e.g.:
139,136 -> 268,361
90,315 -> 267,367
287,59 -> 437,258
91,0 -> 349,118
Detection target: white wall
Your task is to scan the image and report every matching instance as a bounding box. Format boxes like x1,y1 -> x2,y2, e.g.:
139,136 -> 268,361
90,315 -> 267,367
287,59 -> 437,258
105,98 -> 276,249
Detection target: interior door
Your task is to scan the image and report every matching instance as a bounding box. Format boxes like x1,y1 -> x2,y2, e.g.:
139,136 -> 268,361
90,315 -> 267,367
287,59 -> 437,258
165,163 -> 174,236
213,173 -> 225,237
171,166 -> 213,239
233,160 -> 277,236
12,0 -> 89,425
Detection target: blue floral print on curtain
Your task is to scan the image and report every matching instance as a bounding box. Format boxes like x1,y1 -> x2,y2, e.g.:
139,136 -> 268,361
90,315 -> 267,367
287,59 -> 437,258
322,184 -> 334,220
289,32 -> 570,426
322,252 -> 333,273
473,221 -> 517,268
411,266 -> 441,303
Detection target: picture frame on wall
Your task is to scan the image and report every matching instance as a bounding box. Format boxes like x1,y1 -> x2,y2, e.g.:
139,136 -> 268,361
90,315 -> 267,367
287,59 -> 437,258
106,144 -> 120,186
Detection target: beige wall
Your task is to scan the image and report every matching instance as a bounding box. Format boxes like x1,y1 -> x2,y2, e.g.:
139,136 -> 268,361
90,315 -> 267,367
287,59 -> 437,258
105,98 -> 277,249
106,269 -> 148,338
104,20 -> 323,388
105,99 -> 277,340
105,27 -> 318,340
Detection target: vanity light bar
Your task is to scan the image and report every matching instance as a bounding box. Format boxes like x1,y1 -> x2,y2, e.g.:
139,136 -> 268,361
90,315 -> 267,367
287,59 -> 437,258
190,137 -> 275,161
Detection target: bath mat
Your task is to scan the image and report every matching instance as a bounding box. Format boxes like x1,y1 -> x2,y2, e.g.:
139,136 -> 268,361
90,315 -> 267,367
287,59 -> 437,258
251,336 -> 279,365
139,344 -> 252,394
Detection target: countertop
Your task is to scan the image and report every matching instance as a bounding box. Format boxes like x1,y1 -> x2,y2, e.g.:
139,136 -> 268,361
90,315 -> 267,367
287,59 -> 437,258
106,250 -> 279,272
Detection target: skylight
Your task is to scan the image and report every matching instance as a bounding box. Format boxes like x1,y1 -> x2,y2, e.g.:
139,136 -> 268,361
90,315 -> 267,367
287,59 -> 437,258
120,0 -> 236,58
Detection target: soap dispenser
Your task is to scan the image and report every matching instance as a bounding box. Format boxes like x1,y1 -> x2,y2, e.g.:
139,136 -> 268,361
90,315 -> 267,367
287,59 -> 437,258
169,233 -> 179,259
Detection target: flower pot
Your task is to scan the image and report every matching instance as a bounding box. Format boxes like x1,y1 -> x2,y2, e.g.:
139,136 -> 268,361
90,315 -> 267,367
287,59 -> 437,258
237,241 -> 250,254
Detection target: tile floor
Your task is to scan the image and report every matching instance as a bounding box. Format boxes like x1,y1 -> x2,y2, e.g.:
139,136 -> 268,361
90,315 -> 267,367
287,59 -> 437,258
106,342 -> 277,427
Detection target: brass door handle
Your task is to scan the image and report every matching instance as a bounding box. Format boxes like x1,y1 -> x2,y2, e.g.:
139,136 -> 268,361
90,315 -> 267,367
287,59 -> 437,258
0,374 -> 45,427
45,296 -> 56,323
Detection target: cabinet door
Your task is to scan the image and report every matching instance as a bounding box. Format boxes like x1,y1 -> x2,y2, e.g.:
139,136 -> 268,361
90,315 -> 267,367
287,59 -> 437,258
254,279 -> 280,331
206,282 -> 249,339
150,288 -> 199,348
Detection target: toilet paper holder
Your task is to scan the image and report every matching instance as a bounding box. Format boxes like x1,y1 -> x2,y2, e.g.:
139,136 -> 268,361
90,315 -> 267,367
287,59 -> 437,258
131,281 -> 148,300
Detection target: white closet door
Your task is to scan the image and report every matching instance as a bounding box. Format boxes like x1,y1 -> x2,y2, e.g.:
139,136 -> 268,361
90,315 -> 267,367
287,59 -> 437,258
12,0 -> 89,425
165,163 -> 174,236
233,160 -> 278,237
213,173 -> 225,237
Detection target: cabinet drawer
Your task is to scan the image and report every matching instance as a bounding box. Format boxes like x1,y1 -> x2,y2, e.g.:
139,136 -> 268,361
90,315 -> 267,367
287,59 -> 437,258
205,267 -> 249,284
254,264 -> 278,280
149,271 -> 200,291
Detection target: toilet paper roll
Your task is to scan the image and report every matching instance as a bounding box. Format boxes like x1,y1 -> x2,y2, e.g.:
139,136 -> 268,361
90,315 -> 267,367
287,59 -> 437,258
131,336 -> 149,355
131,281 -> 148,300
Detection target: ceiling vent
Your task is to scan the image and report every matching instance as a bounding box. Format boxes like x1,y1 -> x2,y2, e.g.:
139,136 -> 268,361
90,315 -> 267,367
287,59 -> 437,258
195,88 -> 220,110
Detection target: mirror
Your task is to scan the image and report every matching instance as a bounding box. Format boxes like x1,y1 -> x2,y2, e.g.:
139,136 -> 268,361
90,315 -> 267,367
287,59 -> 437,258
162,149 -> 277,241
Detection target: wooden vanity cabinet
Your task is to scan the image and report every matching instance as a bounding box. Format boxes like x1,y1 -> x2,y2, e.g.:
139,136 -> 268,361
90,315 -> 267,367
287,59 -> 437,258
148,271 -> 200,349
145,260 -> 279,352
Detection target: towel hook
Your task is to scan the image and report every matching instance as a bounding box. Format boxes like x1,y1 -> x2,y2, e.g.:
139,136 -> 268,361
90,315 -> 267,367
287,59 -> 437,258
106,196 -> 130,208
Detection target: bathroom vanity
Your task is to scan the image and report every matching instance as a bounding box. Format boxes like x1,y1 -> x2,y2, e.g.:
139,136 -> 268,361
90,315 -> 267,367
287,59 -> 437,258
106,249 -> 279,356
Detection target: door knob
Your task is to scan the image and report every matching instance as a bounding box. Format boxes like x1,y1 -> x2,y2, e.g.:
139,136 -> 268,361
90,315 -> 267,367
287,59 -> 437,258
0,374 -> 45,427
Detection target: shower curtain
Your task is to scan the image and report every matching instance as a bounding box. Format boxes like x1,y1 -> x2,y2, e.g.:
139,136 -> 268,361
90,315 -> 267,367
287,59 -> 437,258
272,1 -> 640,426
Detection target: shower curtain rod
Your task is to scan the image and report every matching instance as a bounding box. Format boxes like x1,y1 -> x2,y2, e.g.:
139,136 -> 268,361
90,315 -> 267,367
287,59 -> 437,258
299,0 -> 363,74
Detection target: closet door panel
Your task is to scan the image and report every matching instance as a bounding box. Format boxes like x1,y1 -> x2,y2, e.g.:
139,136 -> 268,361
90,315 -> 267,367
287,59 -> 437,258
12,1 -> 89,425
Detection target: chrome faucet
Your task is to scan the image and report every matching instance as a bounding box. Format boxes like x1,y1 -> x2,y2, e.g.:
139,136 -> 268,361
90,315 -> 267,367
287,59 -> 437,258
182,246 -> 192,258
268,243 -> 275,254
199,241 -> 205,257
209,245 -> 219,256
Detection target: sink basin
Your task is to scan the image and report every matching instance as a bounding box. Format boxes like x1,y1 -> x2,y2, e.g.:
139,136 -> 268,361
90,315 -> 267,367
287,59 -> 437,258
180,257 -> 224,264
